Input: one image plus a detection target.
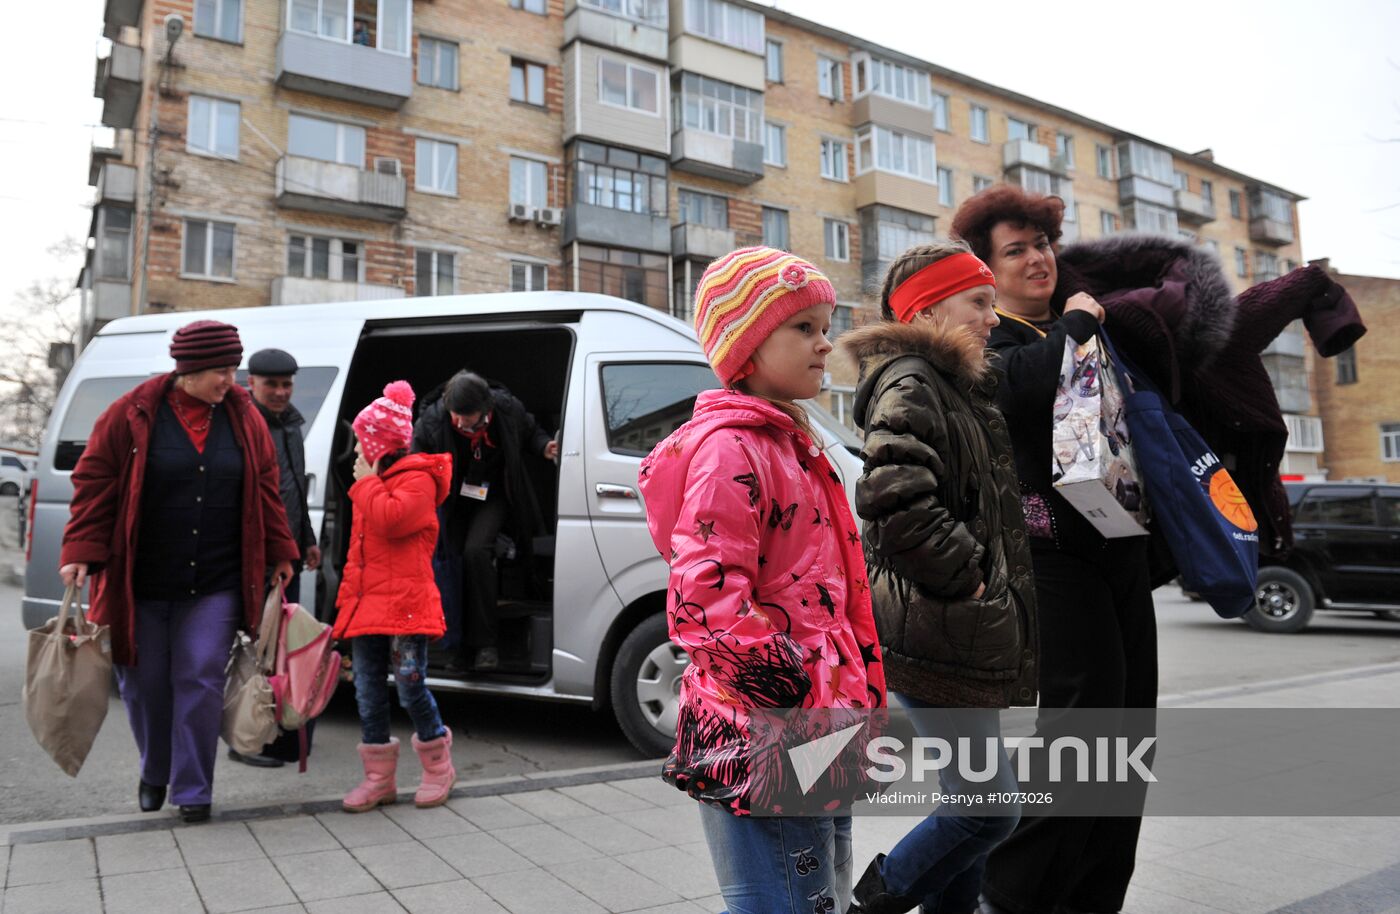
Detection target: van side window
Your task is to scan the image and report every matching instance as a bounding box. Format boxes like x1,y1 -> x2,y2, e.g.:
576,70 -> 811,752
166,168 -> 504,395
600,363 -> 718,457
234,366 -> 339,431
1295,489 -> 1377,527
1378,494 -> 1400,529
54,376 -> 151,471
2,456 -> 23,469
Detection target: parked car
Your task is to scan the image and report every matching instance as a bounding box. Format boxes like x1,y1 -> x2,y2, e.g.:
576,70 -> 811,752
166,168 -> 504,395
23,292 -> 866,756
0,449 -> 32,496
1244,482 -> 1400,633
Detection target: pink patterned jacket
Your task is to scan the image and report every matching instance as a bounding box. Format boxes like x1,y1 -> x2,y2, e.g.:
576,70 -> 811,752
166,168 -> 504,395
639,389 -> 886,815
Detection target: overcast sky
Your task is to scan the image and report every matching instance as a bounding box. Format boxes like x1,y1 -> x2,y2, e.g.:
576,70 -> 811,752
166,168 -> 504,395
1,0 -> 1396,326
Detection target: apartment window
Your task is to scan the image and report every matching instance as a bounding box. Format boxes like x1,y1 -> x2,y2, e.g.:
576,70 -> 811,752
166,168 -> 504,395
419,37 -> 458,89
511,261 -> 547,291
1123,202 -> 1177,236
1382,424 -> 1400,462
288,114 -> 364,166
937,166 -> 953,207
1234,247 -> 1248,277
1006,117 -> 1034,142
415,139 -> 458,195
677,189 -> 728,228
97,208 -> 132,281
512,58 -> 546,106
573,244 -> 668,310
855,125 -> 936,182
509,0 -> 547,14
1173,170 -> 1189,191
1335,348 -> 1357,385
287,233 -> 359,281
194,0 -> 241,42
831,303 -> 854,340
573,142 -> 667,217
1283,415 -> 1324,455
853,54 -> 930,108
1229,189 -> 1243,219
580,0 -> 666,27
1095,144 -> 1113,179
183,219 -> 235,280
288,0 -> 409,53
187,96 -> 239,159
599,57 -> 659,114
415,250 -> 455,295
1285,259 -> 1297,272
824,219 -> 849,262
1254,251 -> 1280,282
875,209 -> 934,261
1117,141 -> 1174,184
1056,132 -> 1075,168
764,121 -> 786,166
820,138 -> 848,181
1100,210 -> 1118,235
765,39 -> 783,83
972,175 -> 993,194
1251,186 -> 1292,224
674,72 -> 761,142
931,92 -> 949,131
817,57 -> 843,101
685,0 -> 764,54
509,156 -> 548,208
1200,179 -> 1214,202
762,207 -> 789,250
970,105 -> 989,142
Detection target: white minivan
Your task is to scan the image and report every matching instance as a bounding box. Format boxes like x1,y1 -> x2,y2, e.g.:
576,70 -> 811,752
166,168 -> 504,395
24,292 -> 864,755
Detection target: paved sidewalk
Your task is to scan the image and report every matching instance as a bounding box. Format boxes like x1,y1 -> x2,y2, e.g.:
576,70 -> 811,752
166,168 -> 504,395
4,666 -> 1399,914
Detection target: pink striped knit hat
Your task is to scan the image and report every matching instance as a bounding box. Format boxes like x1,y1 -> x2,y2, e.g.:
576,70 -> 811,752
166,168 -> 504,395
353,380 -> 416,465
693,246 -> 836,387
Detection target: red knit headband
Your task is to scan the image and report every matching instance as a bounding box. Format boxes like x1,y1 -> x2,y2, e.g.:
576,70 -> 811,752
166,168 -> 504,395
889,253 -> 997,324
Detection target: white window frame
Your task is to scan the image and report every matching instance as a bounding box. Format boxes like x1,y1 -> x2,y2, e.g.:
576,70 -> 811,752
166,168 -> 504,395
817,56 -> 843,101
96,207 -> 133,281
972,174 -> 993,194
824,218 -> 849,262
970,104 -> 989,143
182,218 -> 236,281
761,206 -> 789,250
288,113 -> 365,166
765,38 -> 783,83
1006,116 -> 1034,143
1283,414 -> 1324,454
187,95 -> 239,159
1234,247 -> 1249,277
1095,143 -> 1115,179
415,249 -> 456,295
931,92 -> 949,131
763,121 -> 786,167
286,232 -> 362,282
831,303 -> 854,340
855,124 -> 936,184
684,0 -> 764,54
1100,210 -> 1118,235
415,138 -> 458,196
597,56 -> 661,116
511,261 -> 547,291
1381,423 -> 1400,463
579,0 -> 666,27
419,37 -> 459,90
937,166 -> 954,207
194,0 -> 242,42
819,138 -> 848,182
1056,132 -> 1075,169
510,156 -> 549,208
286,0 -> 411,55
852,52 -> 930,108
512,57 -> 547,107
510,0 -> 547,14
676,72 -> 762,142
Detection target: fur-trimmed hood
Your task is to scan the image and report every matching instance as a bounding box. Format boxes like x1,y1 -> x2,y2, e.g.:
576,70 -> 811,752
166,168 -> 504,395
839,318 -> 991,388
1054,232 -> 1237,367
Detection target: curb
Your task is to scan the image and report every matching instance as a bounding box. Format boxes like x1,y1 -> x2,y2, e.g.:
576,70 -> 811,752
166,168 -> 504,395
1,757 -> 664,846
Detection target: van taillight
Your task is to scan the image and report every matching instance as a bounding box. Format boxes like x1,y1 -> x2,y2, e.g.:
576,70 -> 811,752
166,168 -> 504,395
24,478 -> 37,562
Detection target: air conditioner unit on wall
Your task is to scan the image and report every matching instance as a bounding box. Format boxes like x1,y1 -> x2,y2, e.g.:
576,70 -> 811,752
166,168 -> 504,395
374,157 -> 402,176
534,207 -> 561,227
508,202 -> 532,222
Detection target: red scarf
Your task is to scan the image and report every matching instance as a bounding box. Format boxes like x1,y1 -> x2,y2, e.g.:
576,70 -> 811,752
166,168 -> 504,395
168,386 -> 215,453
453,412 -> 495,457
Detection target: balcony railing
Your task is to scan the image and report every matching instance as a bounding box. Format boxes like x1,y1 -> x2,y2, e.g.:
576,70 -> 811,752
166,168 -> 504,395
672,223 -> 737,260
1174,189 -> 1216,224
95,42 -> 142,129
1003,139 -> 1051,171
95,162 -> 137,205
671,129 -> 764,185
274,156 -> 406,222
275,31 -> 413,109
565,1 -> 668,61
270,277 -> 405,306
1250,216 -> 1295,246
564,204 -> 671,253
1118,175 -> 1175,209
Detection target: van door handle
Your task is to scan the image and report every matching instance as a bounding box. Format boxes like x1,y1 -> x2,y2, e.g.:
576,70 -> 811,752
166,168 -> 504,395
596,484 -> 638,500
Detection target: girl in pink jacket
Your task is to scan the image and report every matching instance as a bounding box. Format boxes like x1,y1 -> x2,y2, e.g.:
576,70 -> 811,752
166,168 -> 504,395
639,246 -> 886,914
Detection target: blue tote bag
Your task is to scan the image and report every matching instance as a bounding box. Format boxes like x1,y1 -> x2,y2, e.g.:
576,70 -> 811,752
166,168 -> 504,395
1102,332 -> 1260,618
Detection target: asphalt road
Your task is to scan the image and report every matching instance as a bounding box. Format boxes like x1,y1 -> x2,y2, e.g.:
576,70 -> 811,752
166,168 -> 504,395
4,553 -> 1399,825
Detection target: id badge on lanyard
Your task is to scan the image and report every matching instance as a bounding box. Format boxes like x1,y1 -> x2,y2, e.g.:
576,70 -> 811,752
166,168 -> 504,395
461,481 -> 490,501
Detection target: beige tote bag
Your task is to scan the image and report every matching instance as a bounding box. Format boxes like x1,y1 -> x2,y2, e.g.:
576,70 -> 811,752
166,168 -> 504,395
221,586 -> 282,755
24,584 -> 112,777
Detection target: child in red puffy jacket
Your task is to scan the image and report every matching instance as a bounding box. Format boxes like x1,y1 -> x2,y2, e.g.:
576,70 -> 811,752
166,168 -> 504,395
332,381 -> 456,812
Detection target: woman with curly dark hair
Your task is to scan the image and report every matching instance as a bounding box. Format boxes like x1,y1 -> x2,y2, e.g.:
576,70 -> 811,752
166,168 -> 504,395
950,186 -> 1155,914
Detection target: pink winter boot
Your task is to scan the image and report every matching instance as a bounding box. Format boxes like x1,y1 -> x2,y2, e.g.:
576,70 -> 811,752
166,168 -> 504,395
411,727 -> 457,808
343,739 -> 399,813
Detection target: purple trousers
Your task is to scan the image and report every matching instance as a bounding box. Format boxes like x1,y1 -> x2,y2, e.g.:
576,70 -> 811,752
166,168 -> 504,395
115,590 -> 240,806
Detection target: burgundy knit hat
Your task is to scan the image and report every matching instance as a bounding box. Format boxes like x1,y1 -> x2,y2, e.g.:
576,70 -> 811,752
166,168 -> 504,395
170,320 -> 243,374
353,381 -> 416,465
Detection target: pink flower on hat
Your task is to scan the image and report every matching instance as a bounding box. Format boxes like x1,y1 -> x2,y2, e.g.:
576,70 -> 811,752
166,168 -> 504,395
353,380 -> 416,465
779,263 -> 809,291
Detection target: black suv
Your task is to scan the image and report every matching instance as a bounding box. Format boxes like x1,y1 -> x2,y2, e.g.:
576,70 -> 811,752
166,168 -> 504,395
1245,482 -> 1400,633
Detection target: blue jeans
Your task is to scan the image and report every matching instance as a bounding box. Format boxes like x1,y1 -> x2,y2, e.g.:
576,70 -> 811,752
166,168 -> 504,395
351,635 -> 446,745
698,802 -> 852,914
879,695 -> 1020,914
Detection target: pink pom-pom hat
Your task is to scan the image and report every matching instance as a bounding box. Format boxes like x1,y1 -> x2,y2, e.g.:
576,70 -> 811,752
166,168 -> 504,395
353,380 -> 416,465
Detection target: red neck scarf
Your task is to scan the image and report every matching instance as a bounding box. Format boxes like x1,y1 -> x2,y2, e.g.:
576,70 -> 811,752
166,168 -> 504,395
453,412 -> 495,456
889,253 -> 997,323
167,385 -> 216,453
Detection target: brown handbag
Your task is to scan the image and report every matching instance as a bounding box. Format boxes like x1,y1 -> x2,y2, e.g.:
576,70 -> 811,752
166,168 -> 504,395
24,584 -> 113,777
220,586 -> 282,755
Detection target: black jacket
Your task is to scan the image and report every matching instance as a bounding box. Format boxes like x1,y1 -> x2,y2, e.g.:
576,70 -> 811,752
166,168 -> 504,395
842,320 -> 1038,708
411,381 -> 552,552
254,399 -> 314,555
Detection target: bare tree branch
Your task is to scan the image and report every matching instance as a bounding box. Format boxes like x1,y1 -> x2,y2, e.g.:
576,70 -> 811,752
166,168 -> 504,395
0,236 -> 82,448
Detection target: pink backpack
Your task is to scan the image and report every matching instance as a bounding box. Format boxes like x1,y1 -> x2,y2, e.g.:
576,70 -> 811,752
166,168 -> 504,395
268,597 -> 341,771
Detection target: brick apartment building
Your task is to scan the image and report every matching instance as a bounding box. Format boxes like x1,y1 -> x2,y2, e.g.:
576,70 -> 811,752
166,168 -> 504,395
81,0 -> 1310,439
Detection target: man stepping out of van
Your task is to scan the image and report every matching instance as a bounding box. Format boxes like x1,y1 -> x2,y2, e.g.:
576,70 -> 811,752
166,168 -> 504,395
333,381 -> 458,811
228,348 -> 324,769
411,371 -> 558,672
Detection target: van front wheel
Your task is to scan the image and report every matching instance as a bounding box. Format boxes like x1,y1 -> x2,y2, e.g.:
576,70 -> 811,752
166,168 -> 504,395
611,613 -> 688,758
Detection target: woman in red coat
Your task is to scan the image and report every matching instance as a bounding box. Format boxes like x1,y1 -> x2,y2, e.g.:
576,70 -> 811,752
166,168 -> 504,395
332,381 -> 456,812
58,320 -> 299,823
